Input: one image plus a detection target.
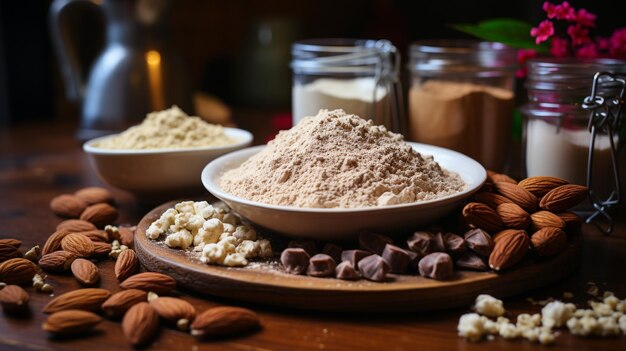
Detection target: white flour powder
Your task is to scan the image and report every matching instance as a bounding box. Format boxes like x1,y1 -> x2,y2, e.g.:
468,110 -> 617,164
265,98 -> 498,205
220,109 -> 465,208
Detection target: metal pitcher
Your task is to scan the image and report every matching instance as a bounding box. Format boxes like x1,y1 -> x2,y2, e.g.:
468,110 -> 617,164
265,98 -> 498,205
49,0 -> 193,140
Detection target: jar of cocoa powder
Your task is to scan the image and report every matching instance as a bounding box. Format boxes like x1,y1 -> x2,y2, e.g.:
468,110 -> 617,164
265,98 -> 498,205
408,40 -> 517,171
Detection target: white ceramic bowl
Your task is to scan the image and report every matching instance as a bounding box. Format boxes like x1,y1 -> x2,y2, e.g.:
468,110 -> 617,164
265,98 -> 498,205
84,128 -> 252,201
202,142 -> 486,241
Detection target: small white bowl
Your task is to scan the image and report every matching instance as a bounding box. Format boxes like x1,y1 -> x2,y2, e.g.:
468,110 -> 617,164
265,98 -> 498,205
202,142 -> 486,241
84,128 -> 252,201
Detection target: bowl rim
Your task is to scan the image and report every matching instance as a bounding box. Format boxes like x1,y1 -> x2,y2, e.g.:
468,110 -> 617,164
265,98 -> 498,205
83,127 -> 253,155
202,142 -> 486,214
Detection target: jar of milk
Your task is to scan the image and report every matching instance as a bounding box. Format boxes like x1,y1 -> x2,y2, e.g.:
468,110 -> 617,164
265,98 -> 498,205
521,58 -> 626,201
291,39 -> 403,133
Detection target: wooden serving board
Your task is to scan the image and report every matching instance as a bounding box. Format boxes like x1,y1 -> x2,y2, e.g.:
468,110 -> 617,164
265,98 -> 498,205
135,202 -> 582,312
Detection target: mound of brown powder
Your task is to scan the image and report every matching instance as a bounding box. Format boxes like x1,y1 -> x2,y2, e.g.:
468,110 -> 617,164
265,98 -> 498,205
220,109 -> 465,208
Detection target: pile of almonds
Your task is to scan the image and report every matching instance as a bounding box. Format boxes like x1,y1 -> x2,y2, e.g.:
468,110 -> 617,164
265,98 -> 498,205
0,186 -> 261,347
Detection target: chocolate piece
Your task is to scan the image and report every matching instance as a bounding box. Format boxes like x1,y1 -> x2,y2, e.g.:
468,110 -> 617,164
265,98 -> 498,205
306,254 -> 336,278
335,261 -> 360,280
464,229 -> 494,257
406,250 -> 420,271
288,240 -> 318,256
359,231 -> 393,255
341,249 -> 373,267
357,255 -> 389,282
418,252 -> 453,280
406,231 -> 440,256
381,244 -> 411,273
443,233 -> 466,254
433,232 -> 446,252
321,243 -> 342,263
280,248 -> 310,274
455,252 -> 489,271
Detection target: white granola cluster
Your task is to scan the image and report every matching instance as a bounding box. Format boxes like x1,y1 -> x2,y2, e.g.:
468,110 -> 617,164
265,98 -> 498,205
146,201 -> 272,267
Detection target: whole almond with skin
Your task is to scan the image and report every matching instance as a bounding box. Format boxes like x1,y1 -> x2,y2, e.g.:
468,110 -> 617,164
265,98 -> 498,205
531,227 -> 567,257
71,258 -> 100,286
118,226 -> 135,249
56,219 -> 97,233
462,202 -> 504,233
101,289 -> 148,318
530,211 -> 566,231
191,306 -> 260,337
80,203 -> 118,228
492,229 -> 527,244
149,297 -> 196,325
61,233 -> 94,258
490,173 -> 517,184
518,176 -> 569,197
496,203 -> 530,229
50,194 -> 88,218
92,242 -> 112,256
475,192 -> 511,209
115,249 -> 138,281
0,258 -> 37,285
122,302 -> 160,346
0,238 -> 21,248
41,229 -> 72,256
39,251 -> 76,273
540,184 -> 589,212
558,211 -> 583,232
76,230 -> 109,243
43,288 -> 111,313
0,285 -> 29,314
43,309 -> 102,336
489,230 -> 530,271
0,243 -> 22,262
75,187 -> 114,205
494,182 -> 539,212
120,272 -> 176,294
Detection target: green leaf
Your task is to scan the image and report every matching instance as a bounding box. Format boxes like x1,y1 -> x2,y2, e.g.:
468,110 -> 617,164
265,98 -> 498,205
451,18 -> 549,52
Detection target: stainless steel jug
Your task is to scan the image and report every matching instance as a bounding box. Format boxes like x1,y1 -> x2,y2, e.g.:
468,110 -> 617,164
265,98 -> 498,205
49,0 -> 193,140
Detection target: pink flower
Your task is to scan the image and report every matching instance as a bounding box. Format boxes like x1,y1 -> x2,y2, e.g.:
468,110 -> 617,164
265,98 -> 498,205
531,20 -> 555,44
574,8 -> 597,27
543,1 -> 575,20
567,24 -> 591,46
550,37 -> 570,57
609,28 -> 626,59
596,37 -> 610,51
516,49 -> 537,78
576,43 -> 599,58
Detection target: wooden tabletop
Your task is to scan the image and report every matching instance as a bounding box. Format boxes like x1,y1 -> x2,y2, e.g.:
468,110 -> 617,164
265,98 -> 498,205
1,121 -> 625,351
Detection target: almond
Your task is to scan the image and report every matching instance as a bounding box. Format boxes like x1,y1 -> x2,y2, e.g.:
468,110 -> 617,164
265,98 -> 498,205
540,184 -> 589,212
475,192 -> 512,209
120,272 -> 176,294
531,227 -> 567,256
190,306 -> 260,337
0,285 -> 29,314
44,288 -> 111,313
0,243 -> 22,262
115,249 -> 138,281
39,251 -> 76,273
492,229 -> 527,244
494,181 -> 539,212
80,203 -> 118,228
101,289 -> 148,318
518,176 -> 569,197
530,211 -> 566,231
150,297 -> 196,326
122,302 -> 159,346
92,242 -> 112,256
496,203 -> 530,229
558,211 -> 583,232
0,258 -> 37,285
71,259 -> 100,286
41,229 -> 72,256
75,187 -> 114,205
462,202 -> 504,233
488,230 -> 530,271
76,230 -> 109,243
489,173 -> 517,184
0,238 -> 21,249
61,233 -> 94,258
43,309 -> 102,336
56,219 -> 98,233
50,194 -> 88,218
119,226 -> 136,249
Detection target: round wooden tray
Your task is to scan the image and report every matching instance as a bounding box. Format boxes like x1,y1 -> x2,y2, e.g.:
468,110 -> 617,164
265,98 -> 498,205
135,202 -> 582,312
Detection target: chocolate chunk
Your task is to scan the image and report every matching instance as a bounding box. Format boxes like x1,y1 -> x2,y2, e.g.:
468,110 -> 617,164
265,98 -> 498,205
418,252 -> 453,280
381,244 -> 412,273
357,255 -> 389,282
407,231 -> 441,256
406,250 -> 420,271
455,252 -> 489,271
443,233 -> 466,254
288,240 -> 318,256
321,243 -> 342,263
433,232 -> 446,252
280,248 -> 310,274
463,228 -> 494,257
306,254 -> 336,278
335,261 -> 361,280
359,231 -> 393,255
341,249 -> 373,266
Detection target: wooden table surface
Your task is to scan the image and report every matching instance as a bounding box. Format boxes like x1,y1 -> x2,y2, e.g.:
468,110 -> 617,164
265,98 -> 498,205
1,121 -> 625,351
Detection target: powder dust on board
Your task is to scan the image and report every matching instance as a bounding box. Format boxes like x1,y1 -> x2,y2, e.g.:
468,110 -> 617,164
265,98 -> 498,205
220,109 -> 465,208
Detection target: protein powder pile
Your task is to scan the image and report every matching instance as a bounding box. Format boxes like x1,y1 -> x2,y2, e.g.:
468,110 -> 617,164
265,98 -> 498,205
220,109 -> 465,208
93,105 -> 235,149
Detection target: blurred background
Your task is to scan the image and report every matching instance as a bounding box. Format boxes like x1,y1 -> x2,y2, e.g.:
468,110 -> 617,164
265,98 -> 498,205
0,0 -> 623,126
